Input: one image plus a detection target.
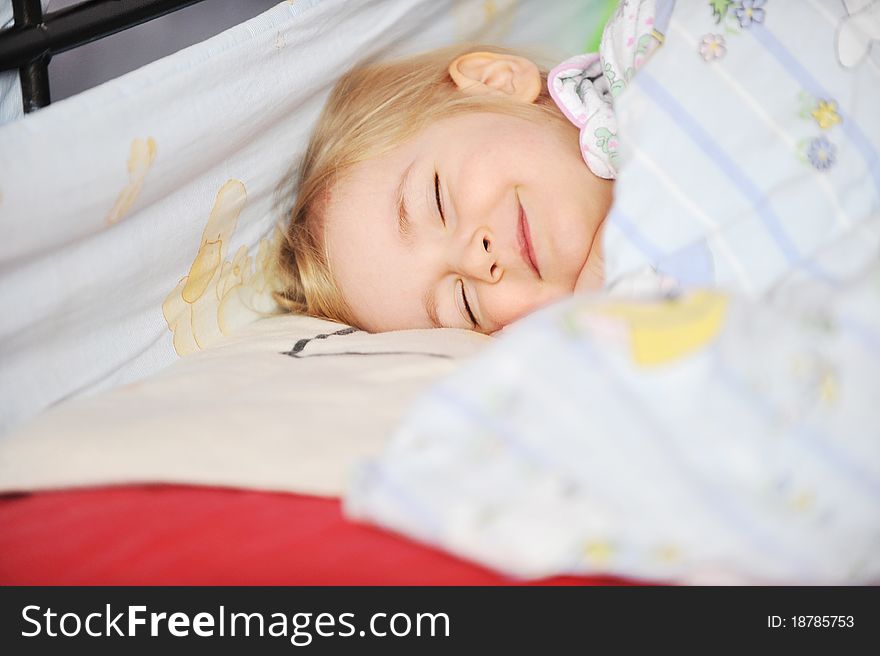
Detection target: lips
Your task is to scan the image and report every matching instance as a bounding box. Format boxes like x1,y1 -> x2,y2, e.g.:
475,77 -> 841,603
517,200 -> 541,279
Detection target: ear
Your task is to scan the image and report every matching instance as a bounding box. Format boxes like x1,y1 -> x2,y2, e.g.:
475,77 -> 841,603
448,51 -> 542,103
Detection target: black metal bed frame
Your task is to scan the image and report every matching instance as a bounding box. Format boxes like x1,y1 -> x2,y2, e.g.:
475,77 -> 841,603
0,0 -> 206,113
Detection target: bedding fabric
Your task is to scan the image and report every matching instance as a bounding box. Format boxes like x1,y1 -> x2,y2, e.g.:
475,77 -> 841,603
0,0 -> 609,436
602,0 -> 880,297
345,0 -> 880,584
0,314 -> 489,497
0,485 -> 637,585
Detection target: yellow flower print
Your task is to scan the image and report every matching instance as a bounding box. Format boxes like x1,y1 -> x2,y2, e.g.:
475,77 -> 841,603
162,180 -> 282,356
791,490 -> 814,511
655,545 -> 681,563
819,372 -> 838,403
217,229 -> 284,336
790,353 -> 839,408
811,100 -> 841,130
583,540 -> 615,566
106,137 -> 157,225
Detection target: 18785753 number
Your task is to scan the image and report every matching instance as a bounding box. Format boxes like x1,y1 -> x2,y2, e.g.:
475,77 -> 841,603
767,616 -> 854,629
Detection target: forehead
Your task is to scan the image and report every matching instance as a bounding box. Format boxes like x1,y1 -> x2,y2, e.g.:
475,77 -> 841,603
322,149 -> 429,332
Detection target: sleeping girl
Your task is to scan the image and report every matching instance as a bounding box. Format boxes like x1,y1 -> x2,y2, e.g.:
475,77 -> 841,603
328,0 -> 880,585
273,2 -> 662,334
272,0 -> 880,584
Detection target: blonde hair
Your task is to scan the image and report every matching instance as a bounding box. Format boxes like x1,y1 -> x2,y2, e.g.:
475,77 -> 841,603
272,43 -> 570,328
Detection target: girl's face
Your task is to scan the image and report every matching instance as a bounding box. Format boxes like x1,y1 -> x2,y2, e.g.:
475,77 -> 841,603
323,110 -> 612,334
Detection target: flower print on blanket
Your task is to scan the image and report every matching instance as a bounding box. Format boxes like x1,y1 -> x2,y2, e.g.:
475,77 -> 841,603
811,100 -> 842,131
707,0 -> 768,36
162,180 -> 282,356
734,0 -> 766,28
105,137 -> 157,225
806,136 -> 837,171
698,33 -> 727,61
795,93 -> 843,172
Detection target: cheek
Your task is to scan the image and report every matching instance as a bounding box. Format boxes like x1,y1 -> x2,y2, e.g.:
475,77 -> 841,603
554,214 -> 596,271
547,173 -> 612,281
342,258 -> 431,332
483,280 -> 571,328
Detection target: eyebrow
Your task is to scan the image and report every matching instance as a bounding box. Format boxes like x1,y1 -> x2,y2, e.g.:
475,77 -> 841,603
396,160 -> 416,246
396,160 -> 439,328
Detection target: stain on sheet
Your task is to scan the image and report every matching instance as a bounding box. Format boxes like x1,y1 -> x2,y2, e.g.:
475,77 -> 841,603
106,137 -> 157,225
162,179 -> 282,356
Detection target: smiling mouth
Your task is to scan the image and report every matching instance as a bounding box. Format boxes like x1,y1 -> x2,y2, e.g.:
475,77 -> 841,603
517,200 -> 541,279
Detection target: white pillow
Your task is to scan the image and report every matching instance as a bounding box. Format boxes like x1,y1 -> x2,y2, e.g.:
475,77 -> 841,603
0,314 -> 489,497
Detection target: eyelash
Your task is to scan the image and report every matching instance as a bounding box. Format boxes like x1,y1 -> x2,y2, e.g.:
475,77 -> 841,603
457,279 -> 478,328
434,172 -> 445,225
435,171 -> 477,329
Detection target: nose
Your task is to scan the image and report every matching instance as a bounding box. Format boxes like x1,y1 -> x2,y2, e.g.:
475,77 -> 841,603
455,228 -> 502,283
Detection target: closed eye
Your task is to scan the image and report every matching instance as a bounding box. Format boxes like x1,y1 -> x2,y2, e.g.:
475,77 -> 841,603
434,171 -> 445,225
457,279 -> 479,329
